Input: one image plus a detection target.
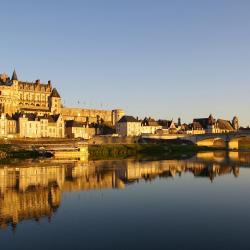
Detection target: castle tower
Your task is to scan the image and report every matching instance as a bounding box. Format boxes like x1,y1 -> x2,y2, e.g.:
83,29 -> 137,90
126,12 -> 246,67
0,70 -> 19,114
49,88 -> 61,114
178,117 -> 181,127
112,109 -> 125,126
11,69 -> 18,81
232,116 -> 239,131
11,69 -> 19,91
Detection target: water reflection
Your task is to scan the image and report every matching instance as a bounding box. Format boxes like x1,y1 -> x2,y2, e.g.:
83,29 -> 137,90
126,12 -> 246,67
0,151 -> 249,231
196,151 -> 250,164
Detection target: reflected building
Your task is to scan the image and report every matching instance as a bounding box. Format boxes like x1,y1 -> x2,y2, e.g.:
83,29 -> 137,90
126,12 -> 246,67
196,151 -> 250,165
0,165 -> 62,231
0,156 -> 243,230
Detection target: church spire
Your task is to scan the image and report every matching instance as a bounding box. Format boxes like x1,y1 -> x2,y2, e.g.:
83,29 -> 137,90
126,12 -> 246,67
11,69 -> 18,81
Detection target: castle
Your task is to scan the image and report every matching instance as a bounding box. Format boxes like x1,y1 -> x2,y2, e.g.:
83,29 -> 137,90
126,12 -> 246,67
0,70 -> 125,138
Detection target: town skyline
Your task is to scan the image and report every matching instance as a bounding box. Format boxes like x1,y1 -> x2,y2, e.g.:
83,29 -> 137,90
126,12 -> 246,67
1,1 -> 250,125
0,69 -> 244,126
2,2 -> 250,249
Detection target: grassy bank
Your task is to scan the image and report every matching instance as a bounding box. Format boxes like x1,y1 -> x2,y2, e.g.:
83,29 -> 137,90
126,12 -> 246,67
0,139 -> 224,161
89,142 -> 212,160
0,144 -> 42,160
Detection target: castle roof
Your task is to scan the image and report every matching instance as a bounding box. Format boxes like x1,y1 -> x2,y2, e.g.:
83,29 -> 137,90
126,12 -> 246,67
51,88 -> 60,98
12,112 -> 61,123
0,73 -> 10,84
11,70 -> 18,81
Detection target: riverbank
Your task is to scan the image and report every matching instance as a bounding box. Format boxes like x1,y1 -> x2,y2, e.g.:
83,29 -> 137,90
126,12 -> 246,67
0,144 -> 43,159
0,140 -> 212,161
88,142 -> 215,160
0,138 -> 81,160
0,137 -> 247,161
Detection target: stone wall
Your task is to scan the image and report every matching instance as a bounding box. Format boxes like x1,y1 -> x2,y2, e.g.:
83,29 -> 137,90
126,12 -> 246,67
61,107 -> 113,123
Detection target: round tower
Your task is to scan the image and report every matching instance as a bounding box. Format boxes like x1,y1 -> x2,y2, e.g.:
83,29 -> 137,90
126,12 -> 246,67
232,116 -> 239,131
112,109 -> 125,126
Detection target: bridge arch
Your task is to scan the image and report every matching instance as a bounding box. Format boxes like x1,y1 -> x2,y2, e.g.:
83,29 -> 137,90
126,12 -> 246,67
226,136 -> 250,150
141,132 -> 250,150
196,137 -> 226,148
197,135 -> 250,150
183,133 -> 250,150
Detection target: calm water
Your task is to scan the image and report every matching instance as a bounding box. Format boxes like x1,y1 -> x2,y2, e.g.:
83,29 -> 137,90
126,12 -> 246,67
1,151 -> 250,250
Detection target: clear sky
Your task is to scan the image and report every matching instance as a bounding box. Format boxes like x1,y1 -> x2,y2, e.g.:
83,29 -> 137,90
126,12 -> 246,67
1,0 -> 250,125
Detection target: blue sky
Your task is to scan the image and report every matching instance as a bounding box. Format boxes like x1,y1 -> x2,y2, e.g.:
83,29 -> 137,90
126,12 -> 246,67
1,0 -> 250,125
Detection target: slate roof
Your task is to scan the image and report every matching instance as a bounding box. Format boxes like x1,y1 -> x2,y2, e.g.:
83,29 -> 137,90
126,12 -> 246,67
217,119 -> 234,131
142,117 -> 160,126
11,70 -> 18,81
191,121 -> 204,130
48,114 -> 61,122
193,115 -> 234,131
118,115 -> 139,123
18,81 -> 49,88
158,119 -> 176,129
18,113 -> 38,121
12,112 -> 61,123
51,88 -> 61,98
193,115 -> 216,129
20,107 -> 50,112
65,120 -> 87,128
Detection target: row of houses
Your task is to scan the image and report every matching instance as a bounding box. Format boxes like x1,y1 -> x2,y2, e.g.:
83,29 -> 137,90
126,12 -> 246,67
0,113 -> 65,138
0,112 -> 240,139
115,115 -> 240,137
0,113 -> 97,139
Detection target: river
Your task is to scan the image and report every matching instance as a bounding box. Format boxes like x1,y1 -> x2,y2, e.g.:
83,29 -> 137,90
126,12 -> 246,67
1,151 -> 250,249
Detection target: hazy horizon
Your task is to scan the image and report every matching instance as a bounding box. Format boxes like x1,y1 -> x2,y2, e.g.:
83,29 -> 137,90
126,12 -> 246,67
1,0 -> 249,125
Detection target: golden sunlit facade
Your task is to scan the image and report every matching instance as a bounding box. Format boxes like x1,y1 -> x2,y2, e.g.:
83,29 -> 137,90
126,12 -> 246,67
0,70 -> 125,138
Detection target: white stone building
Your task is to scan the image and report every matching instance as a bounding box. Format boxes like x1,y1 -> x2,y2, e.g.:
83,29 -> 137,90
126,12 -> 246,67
116,116 -> 142,137
16,113 -> 65,138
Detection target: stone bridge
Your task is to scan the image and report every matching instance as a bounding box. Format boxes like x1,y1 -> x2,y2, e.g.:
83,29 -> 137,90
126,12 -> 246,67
141,132 -> 250,150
